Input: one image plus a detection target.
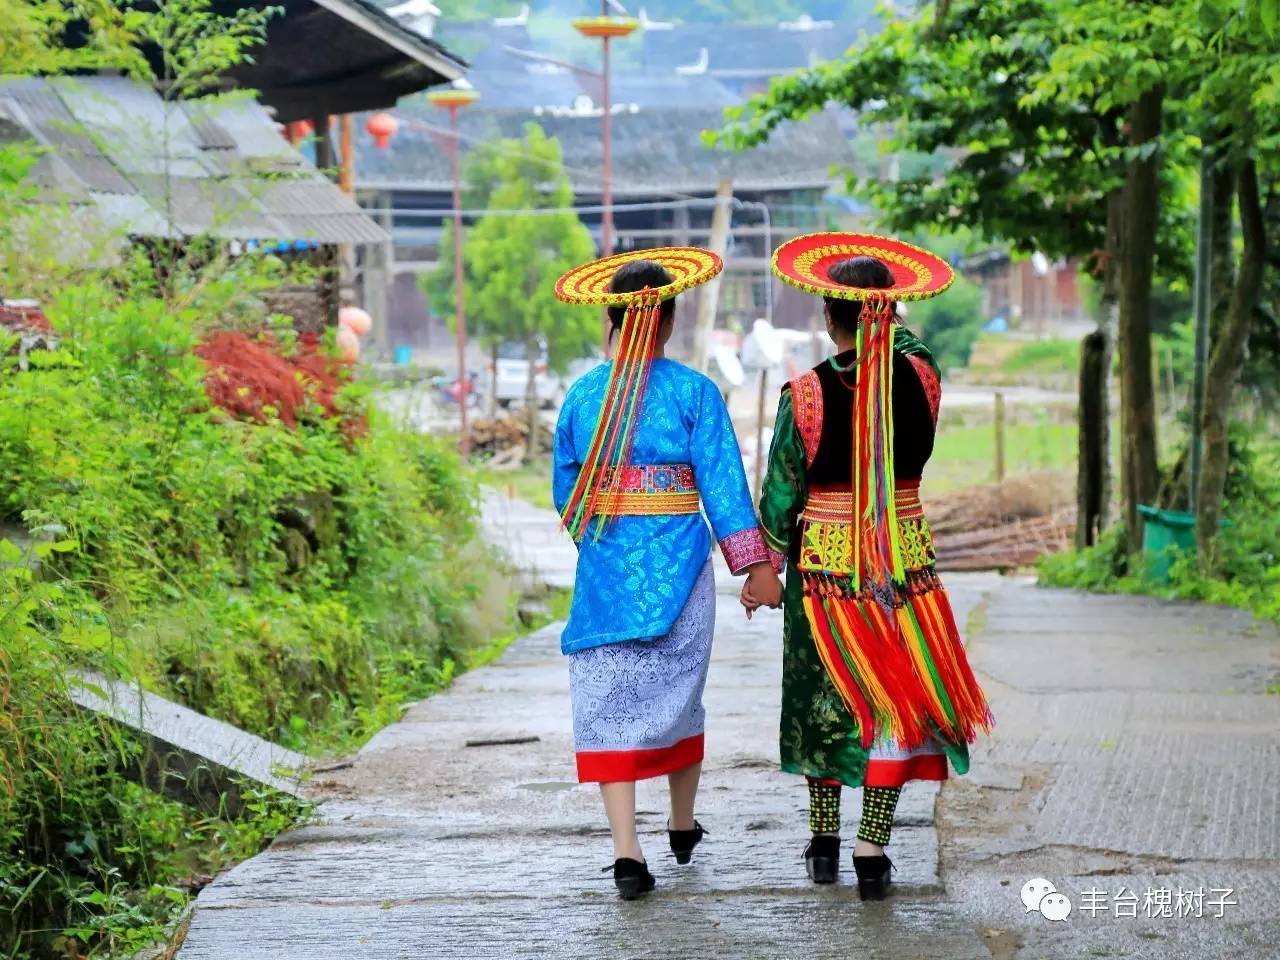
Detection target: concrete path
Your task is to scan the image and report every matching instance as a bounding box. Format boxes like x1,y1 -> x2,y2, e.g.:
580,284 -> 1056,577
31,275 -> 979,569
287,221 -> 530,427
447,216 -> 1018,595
178,495 -> 1280,959
479,489 -> 575,591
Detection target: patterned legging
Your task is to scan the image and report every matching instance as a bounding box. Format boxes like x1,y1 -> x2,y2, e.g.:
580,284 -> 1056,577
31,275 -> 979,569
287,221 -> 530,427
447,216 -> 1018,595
807,777 -> 901,846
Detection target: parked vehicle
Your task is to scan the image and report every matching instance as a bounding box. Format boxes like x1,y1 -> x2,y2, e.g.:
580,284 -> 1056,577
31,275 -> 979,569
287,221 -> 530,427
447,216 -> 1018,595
486,341 -> 565,409
430,370 -> 480,409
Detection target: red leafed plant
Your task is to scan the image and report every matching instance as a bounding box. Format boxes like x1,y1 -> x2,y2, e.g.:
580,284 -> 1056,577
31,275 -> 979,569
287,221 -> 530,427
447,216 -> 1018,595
195,330 -> 358,430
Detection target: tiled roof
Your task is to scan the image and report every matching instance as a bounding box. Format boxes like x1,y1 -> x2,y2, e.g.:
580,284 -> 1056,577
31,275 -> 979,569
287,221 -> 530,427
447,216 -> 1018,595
351,17 -> 857,195
356,100 -> 847,194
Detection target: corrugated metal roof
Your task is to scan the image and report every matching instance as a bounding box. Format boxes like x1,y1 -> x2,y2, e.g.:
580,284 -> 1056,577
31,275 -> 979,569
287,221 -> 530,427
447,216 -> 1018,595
0,77 -> 388,246
188,114 -> 239,151
194,100 -> 305,170
90,192 -> 176,238
54,78 -> 214,180
3,81 -> 137,194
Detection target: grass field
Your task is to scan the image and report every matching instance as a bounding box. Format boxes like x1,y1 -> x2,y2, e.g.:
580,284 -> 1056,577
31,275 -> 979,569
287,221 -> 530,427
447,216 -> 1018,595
927,415 -> 1078,493
958,335 -> 1082,388
476,459 -> 555,511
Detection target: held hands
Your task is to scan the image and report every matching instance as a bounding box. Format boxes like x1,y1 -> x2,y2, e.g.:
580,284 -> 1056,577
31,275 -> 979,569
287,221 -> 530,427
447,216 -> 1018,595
740,563 -> 783,619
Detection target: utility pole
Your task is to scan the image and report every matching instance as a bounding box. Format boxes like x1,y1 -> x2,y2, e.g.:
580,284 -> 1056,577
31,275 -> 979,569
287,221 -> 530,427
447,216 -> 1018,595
428,88 -> 481,457
691,178 -> 733,372
571,12 -> 638,347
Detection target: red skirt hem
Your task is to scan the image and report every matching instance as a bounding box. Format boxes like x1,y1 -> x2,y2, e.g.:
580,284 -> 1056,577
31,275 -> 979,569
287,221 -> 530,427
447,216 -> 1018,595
864,752 -> 948,788
576,733 -> 704,783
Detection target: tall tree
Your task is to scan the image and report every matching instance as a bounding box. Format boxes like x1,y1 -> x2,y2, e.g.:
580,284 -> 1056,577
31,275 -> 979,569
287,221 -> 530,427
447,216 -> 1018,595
711,0 -> 1191,549
1024,0 -> 1191,552
428,124 -> 597,456
1030,0 -> 1279,557
1188,0 -> 1279,559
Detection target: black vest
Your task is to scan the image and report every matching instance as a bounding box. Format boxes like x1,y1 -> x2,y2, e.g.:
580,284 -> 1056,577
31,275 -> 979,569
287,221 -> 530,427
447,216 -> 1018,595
805,349 -> 936,488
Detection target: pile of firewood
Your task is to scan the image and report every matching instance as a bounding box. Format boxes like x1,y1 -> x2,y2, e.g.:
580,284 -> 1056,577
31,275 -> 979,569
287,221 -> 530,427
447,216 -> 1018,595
471,415 -> 553,466
926,472 -> 1076,571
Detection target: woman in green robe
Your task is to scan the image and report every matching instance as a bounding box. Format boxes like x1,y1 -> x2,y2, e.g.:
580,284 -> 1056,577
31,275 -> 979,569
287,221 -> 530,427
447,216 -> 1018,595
743,238 -> 991,898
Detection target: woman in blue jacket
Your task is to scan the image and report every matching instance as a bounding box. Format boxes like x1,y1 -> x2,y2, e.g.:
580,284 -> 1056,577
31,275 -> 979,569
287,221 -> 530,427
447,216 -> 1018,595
552,248 -> 782,899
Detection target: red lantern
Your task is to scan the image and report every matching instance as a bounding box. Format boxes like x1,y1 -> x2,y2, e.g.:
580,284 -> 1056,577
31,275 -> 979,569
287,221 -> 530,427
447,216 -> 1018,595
366,112 -> 399,150
284,119 -> 314,144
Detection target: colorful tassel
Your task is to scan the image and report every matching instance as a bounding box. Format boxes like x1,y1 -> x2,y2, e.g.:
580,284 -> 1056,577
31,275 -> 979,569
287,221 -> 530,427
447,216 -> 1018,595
800,291 -> 991,752
849,292 -> 901,591
560,288 -> 663,541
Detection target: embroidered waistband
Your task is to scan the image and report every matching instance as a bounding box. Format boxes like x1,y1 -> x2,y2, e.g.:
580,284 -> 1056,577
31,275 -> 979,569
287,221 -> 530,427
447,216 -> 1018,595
802,484 -> 924,524
601,463 -> 696,494
595,464 -> 699,515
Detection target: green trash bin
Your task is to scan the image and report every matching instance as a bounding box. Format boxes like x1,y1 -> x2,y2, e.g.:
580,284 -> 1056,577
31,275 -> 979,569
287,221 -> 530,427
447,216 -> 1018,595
1137,504 -> 1196,584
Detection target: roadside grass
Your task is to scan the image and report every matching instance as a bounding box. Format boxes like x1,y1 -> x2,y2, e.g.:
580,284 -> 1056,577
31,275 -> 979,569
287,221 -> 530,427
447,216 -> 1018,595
466,582 -> 572,672
999,338 -> 1082,375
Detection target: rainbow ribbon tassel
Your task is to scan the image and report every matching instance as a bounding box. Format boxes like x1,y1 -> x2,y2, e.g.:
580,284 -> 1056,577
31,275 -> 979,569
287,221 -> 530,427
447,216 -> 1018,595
561,288 -> 663,542
801,293 -> 992,751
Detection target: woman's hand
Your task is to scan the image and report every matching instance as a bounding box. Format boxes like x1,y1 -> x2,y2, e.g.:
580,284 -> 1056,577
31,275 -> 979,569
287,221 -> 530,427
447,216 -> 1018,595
740,563 -> 783,618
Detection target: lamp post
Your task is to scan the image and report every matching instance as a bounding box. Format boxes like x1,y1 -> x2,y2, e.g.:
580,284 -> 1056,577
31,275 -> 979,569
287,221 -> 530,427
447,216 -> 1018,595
427,87 -> 480,457
571,14 -> 637,262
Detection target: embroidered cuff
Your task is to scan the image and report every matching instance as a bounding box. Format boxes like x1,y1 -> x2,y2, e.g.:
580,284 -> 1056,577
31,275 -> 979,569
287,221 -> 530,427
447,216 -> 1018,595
719,527 -> 770,575
766,546 -> 786,574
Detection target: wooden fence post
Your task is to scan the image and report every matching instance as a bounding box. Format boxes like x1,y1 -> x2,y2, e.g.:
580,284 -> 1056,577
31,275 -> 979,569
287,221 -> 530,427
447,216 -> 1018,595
994,391 -> 1006,483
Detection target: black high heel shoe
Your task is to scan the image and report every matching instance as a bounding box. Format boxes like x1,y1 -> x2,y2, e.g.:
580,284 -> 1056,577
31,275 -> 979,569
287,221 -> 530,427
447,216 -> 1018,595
803,835 -> 840,884
668,820 -> 707,864
605,858 -> 656,900
852,853 -> 893,900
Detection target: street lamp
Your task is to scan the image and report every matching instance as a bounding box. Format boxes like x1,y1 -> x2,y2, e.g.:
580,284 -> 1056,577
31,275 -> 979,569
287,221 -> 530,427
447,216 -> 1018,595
571,14 -> 637,261
427,86 -> 480,457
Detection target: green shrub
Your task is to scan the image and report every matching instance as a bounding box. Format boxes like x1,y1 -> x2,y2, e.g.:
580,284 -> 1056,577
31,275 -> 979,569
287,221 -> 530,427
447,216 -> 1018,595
901,274 -> 986,373
1,277 -> 493,748
0,538 -> 313,957
1038,440 -> 1280,624
0,265 -> 505,955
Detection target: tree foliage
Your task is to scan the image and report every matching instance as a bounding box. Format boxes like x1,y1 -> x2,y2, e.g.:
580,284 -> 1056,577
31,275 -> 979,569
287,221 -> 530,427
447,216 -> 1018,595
0,0 -> 145,75
125,0 -> 277,102
712,0 -> 1193,273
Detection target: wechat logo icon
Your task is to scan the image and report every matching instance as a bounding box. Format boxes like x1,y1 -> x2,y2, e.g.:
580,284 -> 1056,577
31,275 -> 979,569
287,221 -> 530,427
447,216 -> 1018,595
1021,877 -> 1072,922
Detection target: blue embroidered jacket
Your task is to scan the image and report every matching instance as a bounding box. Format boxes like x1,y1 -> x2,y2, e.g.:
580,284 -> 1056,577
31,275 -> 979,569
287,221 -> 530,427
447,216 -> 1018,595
553,359 -> 768,654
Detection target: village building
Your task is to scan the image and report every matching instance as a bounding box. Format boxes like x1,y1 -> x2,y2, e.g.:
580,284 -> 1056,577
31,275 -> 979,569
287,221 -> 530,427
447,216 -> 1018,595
350,15 -> 854,362
347,9 -> 1085,363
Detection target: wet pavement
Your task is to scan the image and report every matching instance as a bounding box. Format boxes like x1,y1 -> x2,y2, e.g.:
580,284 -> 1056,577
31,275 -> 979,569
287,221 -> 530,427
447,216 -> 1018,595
178,496 -> 1280,959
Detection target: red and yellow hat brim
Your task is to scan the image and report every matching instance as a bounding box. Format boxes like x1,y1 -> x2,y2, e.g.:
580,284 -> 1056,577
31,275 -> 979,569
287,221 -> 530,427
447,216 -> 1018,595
554,247 -> 722,306
772,232 -> 954,302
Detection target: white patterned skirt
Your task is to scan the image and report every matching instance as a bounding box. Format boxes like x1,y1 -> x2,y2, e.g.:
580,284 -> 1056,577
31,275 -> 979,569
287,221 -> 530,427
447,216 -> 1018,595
569,560 -> 715,782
